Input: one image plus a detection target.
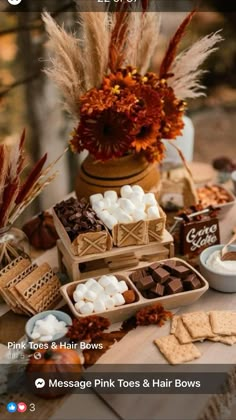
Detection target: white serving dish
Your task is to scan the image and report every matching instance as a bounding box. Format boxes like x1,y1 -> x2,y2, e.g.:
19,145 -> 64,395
60,259 -> 208,323
199,244 -> 236,292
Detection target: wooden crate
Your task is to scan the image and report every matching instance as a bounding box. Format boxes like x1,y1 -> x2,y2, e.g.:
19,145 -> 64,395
57,229 -> 174,282
52,209 -> 113,257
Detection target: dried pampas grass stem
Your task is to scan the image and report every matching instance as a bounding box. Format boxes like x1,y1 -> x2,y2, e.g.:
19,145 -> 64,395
168,31 -> 223,99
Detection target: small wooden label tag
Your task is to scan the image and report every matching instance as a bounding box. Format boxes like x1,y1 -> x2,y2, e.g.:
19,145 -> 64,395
181,218 -> 220,256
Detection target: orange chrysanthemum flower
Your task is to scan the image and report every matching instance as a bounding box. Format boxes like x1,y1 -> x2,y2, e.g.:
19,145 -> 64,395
80,89 -> 115,115
70,109 -> 134,161
144,140 -> 166,163
102,68 -> 137,92
131,124 -> 159,153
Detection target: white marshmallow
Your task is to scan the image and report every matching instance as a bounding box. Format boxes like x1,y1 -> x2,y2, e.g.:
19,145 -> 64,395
90,193 -> 103,206
35,321 -> 54,336
84,289 -> 97,302
79,302 -> 94,315
103,197 -> 112,209
147,205 -> 160,219
105,282 -> 120,296
118,198 -> 135,214
143,193 -> 157,207
108,275 -> 119,285
129,192 -> 144,207
31,332 -> 40,340
104,190 -> 118,203
85,278 -> 97,288
89,282 -> 104,295
120,185 -> 133,198
40,335 -> 53,342
107,203 -> 119,214
118,280 -> 128,293
96,210 -> 110,221
113,293 -> 125,306
97,291 -> 107,302
112,208 -> 133,224
75,300 -> 86,312
102,214 -> 117,230
104,296 -> 115,309
76,283 -> 87,296
132,210 -> 147,222
93,299 -> 106,313
73,290 -> 84,303
132,185 -> 144,196
98,275 -> 112,288
92,200 -> 105,213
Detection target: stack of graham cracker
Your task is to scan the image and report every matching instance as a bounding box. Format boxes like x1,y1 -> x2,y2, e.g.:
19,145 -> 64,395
0,257 -> 61,315
154,311 -> 236,365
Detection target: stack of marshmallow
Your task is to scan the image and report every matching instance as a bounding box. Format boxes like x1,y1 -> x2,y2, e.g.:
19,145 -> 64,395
73,276 -> 129,315
31,314 -> 68,342
90,185 -> 160,230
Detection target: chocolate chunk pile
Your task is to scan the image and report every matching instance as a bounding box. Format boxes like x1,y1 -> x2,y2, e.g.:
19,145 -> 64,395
130,259 -> 202,299
54,197 -> 105,242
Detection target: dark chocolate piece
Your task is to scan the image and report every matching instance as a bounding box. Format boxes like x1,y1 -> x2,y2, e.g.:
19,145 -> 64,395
129,270 -> 144,283
183,274 -> 201,290
152,267 -> 170,284
162,260 -> 177,272
149,262 -> 160,273
171,265 -> 191,279
151,283 -> 165,297
165,278 -> 184,295
54,197 -> 104,242
138,276 -> 156,290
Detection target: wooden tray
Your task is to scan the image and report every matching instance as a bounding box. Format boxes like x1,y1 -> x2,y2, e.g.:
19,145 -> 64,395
57,229 -> 174,281
60,258 -> 209,323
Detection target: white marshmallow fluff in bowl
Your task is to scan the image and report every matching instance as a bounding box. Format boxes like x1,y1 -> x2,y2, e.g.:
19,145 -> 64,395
199,244 -> 236,292
25,310 -> 72,342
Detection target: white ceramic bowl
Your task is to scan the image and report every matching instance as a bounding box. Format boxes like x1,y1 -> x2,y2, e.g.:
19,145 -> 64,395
199,245 -> 236,292
25,310 -> 72,343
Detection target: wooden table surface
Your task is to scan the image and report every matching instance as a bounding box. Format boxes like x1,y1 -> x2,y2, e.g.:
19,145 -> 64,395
0,200 -> 236,420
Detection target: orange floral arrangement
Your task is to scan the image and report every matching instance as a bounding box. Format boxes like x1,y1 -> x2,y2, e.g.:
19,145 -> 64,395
43,1 -> 222,163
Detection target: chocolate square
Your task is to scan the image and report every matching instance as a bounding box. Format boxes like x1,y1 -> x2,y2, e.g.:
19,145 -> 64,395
162,260 -> 177,273
138,276 -> 156,290
149,262 -> 160,273
142,290 -> 157,299
151,283 -> 165,297
152,267 -> 170,284
165,278 -> 184,295
183,274 -> 201,291
171,265 -> 191,279
130,270 -> 144,283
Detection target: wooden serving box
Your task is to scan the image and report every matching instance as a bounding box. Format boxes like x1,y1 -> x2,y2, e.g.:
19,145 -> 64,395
57,229 -> 174,281
52,209 -> 113,257
111,205 -> 166,247
60,258 -> 209,323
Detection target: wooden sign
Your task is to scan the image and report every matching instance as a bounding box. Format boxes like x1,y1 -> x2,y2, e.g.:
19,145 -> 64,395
180,218 -> 220,256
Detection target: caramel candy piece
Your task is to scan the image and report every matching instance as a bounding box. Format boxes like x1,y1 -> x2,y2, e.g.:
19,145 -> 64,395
152,267 -> 170,284
172,265 -> 190,279
183,274 -> 201,291
138,276 -> 155,290
151,283 -> 165,297
123,290 -> 136,304
165,278 -> 184,295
